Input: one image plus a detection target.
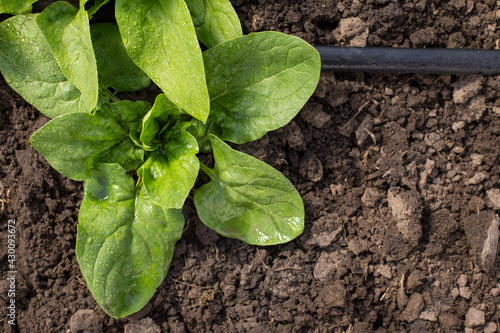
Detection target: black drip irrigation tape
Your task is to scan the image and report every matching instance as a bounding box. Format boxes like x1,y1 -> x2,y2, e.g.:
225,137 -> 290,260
316,46 -> 500,76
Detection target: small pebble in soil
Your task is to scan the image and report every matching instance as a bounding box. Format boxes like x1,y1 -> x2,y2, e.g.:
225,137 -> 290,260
419,310 -> 437,322
464,307 -> 485,328
375,265 -> 391,279
361,187 -> 381,208
337,17 -> 368,46
457,274 -> 468,287
452,120 -> 466,132
387,188 -> 423,247
484,322 -> 498,333
355,115 -> 374,146
464,211 -> 499,272
124,318 -> 161,333
490,287 -> 500,297
299,103 -> 331,129
401,292 -> 425,322
69,309 -> 102,333
313,251 -> 343,280
347,237 -> 369,256
300,150 -> 323,182
486,189 -> 500,209
460,286 -> 472,299
406,270 -> 424,291
452,75 -> 484,105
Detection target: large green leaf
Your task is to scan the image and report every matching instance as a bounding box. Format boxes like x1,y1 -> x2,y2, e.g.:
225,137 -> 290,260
204,31 -> 321,144
116,0 -> 210,122
184,0 -> 242,48
141,122 -> 200,209
0,15 -> 83,118
90,23 -> 151,92
30,110 -> 127,181
194,135 -> 304,245
0,0 -> 36,14
77,163 -> 184,318
36,1 -> 98,113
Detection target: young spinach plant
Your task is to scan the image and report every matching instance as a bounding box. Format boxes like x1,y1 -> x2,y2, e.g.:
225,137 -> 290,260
0,0 -> 321,318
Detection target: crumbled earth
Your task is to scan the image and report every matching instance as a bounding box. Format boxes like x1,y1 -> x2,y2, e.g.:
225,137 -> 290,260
1,0 -> 500,332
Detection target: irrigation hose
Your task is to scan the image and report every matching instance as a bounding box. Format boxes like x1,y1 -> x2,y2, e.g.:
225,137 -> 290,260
316,47 -> 500,75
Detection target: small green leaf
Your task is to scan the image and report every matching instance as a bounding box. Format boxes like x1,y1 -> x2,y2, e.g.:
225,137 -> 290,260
95,138 -> 145,172
195,135 -> 304,245
116,0 -> 210,122
0,0 -> 36,14
37,1 -> 98,113
91,23 -> 151,92
30,110 -> 127,181
140,94 -> 182,149
77,163 -> 184,318
141,122 -> 200,209
98,100 -> 151,133
204,31 -> 321,144
188,117 -> 221,153
185,0 -> 242,48
0,15 -> 84,118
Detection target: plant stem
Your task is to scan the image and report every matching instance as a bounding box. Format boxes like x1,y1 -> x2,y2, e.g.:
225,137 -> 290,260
100,87 -> 121,103
199,162 -> 216,179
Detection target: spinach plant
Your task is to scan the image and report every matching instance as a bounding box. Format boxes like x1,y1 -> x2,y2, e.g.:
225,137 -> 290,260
0,0 -> 320,318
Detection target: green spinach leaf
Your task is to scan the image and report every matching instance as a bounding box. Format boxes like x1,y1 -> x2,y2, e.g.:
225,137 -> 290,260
36,1 -> 98,113
95,138 -> 145,172
203,31 -> 321,144
141,121 -> 200,209
30,110 -> 127,181
185,0 -> 242,48
0,0 -> 36,15
77,163 -> 184,318
0,14 -> 83,118
116,0 -> 210,122
195,135 -> 304,245
91,22 -> 151,92
98,100 -> 151,133
139,94 -> 182,150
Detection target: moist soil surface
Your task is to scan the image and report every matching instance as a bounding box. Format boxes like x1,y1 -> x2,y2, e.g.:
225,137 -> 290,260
1,1 -> 500,332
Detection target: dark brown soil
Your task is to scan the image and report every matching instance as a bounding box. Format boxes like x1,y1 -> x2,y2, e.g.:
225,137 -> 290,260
1,1 -> 500,332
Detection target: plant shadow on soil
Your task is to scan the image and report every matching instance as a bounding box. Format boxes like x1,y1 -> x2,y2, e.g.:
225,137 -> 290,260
1,0 -> 500,332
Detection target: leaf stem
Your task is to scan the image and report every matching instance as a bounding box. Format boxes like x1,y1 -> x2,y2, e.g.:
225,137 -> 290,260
100,87 -> 121,103
199,162 -> 216,179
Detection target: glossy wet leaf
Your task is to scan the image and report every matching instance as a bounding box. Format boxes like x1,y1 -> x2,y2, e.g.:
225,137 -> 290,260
76,163 -> 184,318
95,138 -> 145,172
0,15 -> 83,118
30,110 -> 127,181
204,31 -> 321,144
0,0 -> 36,14
141,122 -> 200,209
195,135 -> 304,245
98,100 -> 151,133
91,23 -> 151,92
37,2 -> 98,113
185,0 -> 242,48
116,0 -> 210,122
140,94 -> 182,150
